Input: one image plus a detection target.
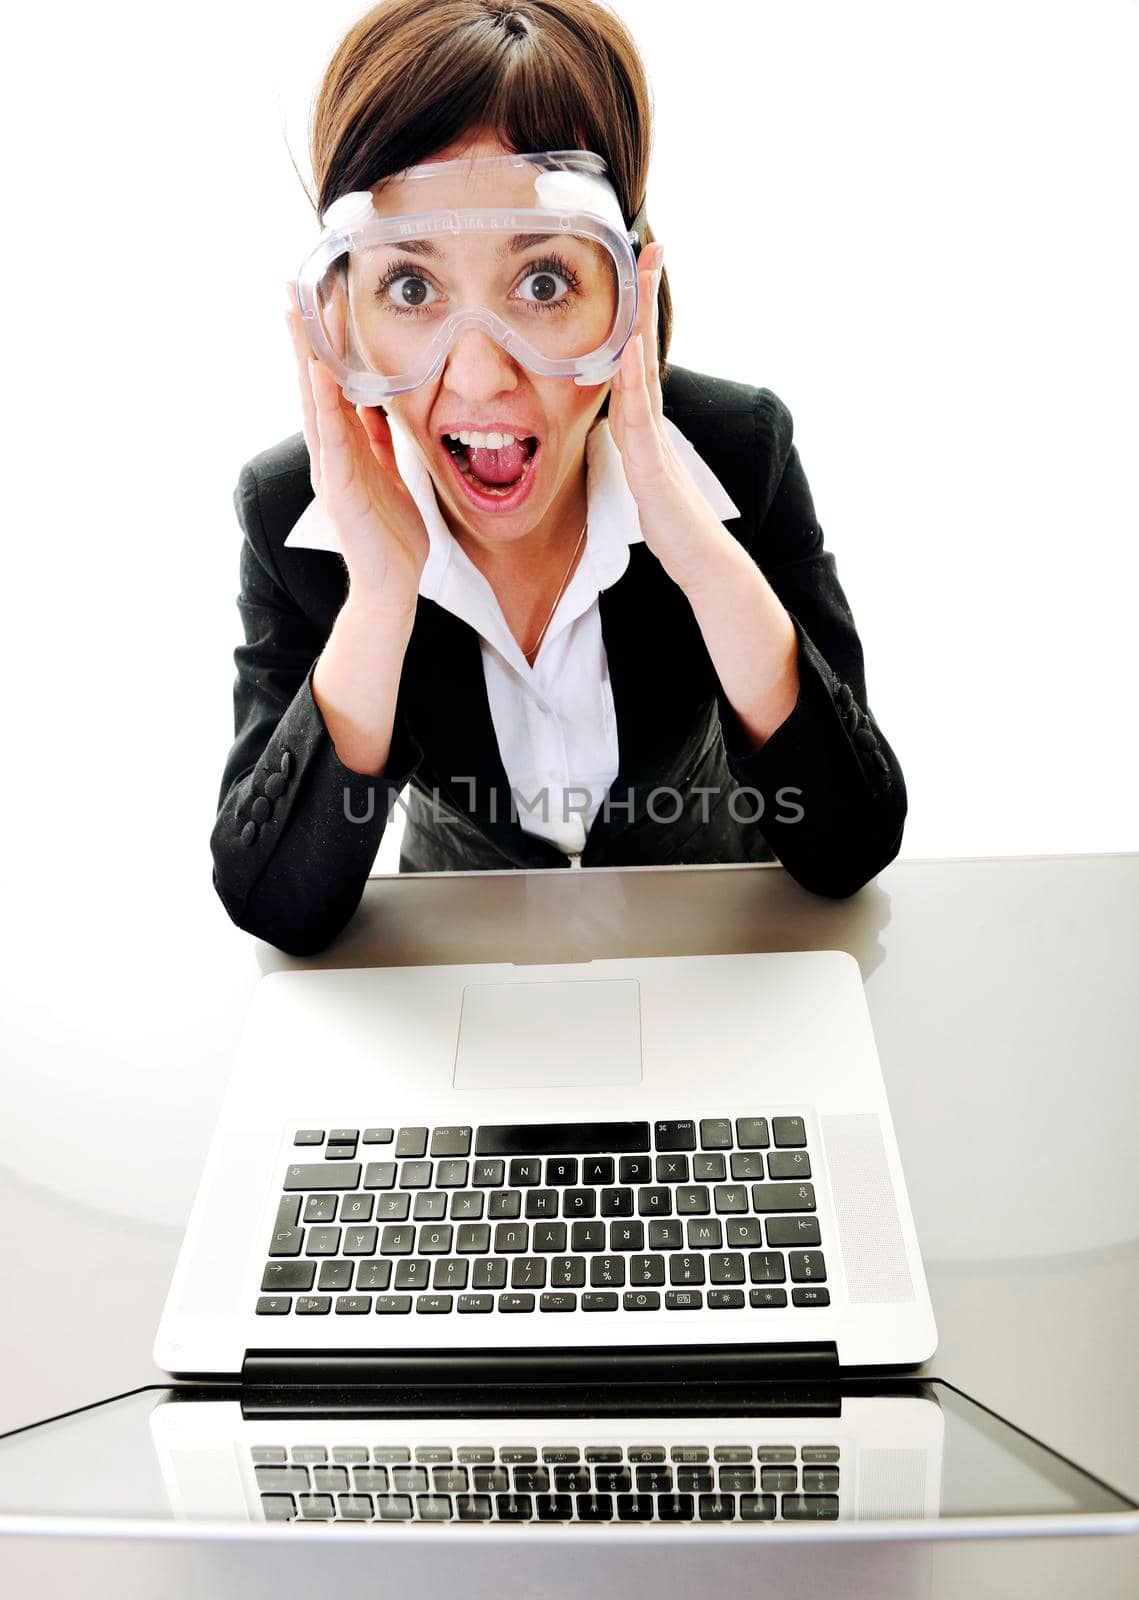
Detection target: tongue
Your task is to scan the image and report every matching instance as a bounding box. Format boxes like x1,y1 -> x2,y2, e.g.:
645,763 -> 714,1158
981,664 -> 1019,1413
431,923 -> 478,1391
467,438 -> 529,486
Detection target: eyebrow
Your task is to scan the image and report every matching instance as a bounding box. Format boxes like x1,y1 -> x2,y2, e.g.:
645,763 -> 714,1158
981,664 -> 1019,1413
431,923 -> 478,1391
391,233 -> 560,261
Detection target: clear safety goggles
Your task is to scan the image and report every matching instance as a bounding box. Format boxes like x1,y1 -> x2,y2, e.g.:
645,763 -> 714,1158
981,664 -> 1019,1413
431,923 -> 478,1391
295,150 -> 648,403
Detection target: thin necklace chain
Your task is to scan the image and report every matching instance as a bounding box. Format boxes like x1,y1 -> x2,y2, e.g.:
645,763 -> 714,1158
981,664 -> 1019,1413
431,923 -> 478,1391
522,518 -> 587,662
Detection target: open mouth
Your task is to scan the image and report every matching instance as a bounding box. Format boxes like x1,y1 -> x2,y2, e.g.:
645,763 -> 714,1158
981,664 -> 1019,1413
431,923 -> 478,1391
441,432 -> 540,499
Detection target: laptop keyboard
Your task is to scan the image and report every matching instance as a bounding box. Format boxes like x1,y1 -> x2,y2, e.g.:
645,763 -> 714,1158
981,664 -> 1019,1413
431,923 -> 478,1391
257,1118 -> 827,1318
252,1439 -> 841,1523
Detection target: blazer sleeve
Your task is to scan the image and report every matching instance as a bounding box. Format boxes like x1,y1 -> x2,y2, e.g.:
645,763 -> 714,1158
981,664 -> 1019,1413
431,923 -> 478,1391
712,392 -> 907,897
210,463 -> 424,955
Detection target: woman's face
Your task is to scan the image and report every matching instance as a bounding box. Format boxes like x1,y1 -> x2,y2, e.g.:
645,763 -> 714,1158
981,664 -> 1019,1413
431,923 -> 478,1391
379,130 -> 611,554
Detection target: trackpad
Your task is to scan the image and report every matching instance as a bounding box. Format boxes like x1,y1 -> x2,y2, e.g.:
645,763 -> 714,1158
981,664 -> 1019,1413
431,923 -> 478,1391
454,978 -> 643,1090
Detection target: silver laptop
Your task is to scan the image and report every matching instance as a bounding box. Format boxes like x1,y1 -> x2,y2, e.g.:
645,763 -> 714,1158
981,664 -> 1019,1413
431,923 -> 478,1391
155,949 -> 936,1378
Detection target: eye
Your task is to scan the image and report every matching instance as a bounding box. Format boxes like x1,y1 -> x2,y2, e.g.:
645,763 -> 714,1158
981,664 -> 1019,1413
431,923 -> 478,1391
375,266 -> 439,314
515,256 -> 580,311
517,267 -> 569,306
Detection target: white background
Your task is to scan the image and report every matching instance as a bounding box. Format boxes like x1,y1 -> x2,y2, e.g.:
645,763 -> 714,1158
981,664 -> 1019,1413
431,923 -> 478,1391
1,1 -> 1136,1221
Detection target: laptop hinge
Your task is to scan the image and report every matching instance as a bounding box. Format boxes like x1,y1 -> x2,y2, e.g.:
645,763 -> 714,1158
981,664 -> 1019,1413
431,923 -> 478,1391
241,1343 -> 839,1416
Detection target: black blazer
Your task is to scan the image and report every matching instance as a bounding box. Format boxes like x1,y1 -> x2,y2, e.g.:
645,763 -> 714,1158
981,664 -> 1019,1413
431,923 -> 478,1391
211,363 -> 906,955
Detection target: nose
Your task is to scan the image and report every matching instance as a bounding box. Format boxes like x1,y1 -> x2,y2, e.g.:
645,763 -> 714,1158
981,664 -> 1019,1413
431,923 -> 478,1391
440,326 -> 521,399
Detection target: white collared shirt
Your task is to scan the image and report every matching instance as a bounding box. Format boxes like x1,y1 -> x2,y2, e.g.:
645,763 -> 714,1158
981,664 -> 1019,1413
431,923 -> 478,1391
286,410 -> 740,863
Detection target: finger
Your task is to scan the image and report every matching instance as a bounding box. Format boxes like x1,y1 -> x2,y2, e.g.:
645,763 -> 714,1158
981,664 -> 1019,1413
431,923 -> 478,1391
308,356 -> 361,500
356,403 -> 399,479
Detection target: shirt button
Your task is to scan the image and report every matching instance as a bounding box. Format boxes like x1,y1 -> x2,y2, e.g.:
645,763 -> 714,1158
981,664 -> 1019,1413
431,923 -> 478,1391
536,702 -> 552,715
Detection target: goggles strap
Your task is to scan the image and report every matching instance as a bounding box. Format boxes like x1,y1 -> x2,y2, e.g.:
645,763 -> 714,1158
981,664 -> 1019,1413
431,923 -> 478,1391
627,195 -> 650,256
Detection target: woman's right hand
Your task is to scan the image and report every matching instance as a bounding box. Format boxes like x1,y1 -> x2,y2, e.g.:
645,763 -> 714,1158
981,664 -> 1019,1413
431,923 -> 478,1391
286,285 -> 429,617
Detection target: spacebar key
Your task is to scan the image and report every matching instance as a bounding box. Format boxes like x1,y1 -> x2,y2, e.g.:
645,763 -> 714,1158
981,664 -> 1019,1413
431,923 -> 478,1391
283,1162 -> 361,1190
474,1123 -> 651,1156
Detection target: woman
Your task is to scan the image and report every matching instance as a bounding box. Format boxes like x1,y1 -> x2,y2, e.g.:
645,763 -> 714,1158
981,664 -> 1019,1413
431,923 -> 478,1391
212,0 -> 906,956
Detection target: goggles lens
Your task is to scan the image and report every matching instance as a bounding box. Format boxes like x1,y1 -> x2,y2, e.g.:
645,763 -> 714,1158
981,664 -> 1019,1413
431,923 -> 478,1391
297,152 -> 639,400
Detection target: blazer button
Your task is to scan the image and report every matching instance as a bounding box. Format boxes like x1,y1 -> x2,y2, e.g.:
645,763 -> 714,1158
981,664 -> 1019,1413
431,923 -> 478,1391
837,682 -> 854,711
251,795 -> 272,823
240,820 -> 258,847
264,771 -> 285,799
280,750 -> 293,779
853,726 -> 878,750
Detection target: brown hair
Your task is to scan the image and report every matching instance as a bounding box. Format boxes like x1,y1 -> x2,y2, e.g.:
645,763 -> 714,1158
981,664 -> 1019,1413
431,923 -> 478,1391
306,0 -> 671,387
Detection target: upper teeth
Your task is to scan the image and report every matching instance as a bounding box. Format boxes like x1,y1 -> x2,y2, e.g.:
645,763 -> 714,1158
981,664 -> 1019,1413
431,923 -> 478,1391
446,430 -> 523,450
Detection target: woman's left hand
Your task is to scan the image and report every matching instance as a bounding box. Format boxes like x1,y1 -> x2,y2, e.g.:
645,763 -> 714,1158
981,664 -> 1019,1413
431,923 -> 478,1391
607,241 -> 737,596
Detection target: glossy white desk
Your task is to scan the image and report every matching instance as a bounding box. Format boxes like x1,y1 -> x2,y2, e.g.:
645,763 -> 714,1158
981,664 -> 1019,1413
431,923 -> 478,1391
2,854 -> 1137,1595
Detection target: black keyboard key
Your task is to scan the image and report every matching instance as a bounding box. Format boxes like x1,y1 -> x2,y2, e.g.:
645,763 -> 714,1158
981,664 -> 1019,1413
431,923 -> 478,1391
255,1466 -> 309,1491
455,1494 -> 494,1520
251,1448 -> 288,1465
655,1120 -> 696,1151
450,1192 -> 484,1220
730,1152 -> 764,1179
457,1293 -> 494,1313
590,1256 -> 625,1287
766,1216 -> 822,1247
756,1447 -> 796,1463
719,1468 -> 757,1491
456,1223 -> 491,1253
379,1225 -> 414,1255
418,1224 -> 453,1254
373,1294 -> 412,1314
536,1494 -> 575,1520
532,1222 -> 567,1252
789,1251 -> 826,1282
344,1226 -> 378,1255
708,1289 -> 745,1308
750,1287 -> 788,1308
600,1188 -> 634,1217
693,1154 -> 727,1181
304,1226 -> 341,1256
675,1186 -> 710,1214
513,1467 -> 550,1492
495,1494 -> 533,1521
499,1293 -> 536,1312
619,1155 -> 652,1183
362,1127 -> 394,1144
488,1190 -> 522,1219
435,1160 -> 469,1188
293,1130 -> 324,1146
283,1162 -> 360,1191
594,1466 -> 632,1492
394,1259 -> 430,1289
713,1447 -> 752,1464
540,1292 -> 578,1312
761,1467 -> 798,1492
563,1189 -> 597,1217
635,1465 -> 672,1490
583,1157 -> 615,1184
542,1449 -> 582,1464
363,1162 -> 397,1189
524,1189 -> 558,1218
678,1467 -> 714,1492
356,1262 -> 391,1291
735,1118 -> 769,1148
584,1447 -> 623,1463
699,1118 -> 733,1149
707,1251 -> 743,1282
555,1467 -> 592,1492
511,1256 -> 546,1289
628,1255 -> 665,1285
610,1220 -> 644,1250
792,1286 -> 831,1307
617,1494 -> 655,1520
325,1144 -> 357,1161
648,1219 -> 683,1250
412,1192 -> 447,1221
255,1296 -> 291,1315
751,1183 -> 815,1212
302,1195 -> 337,1223
416,1293 -> 453,1314
726,1217 -> 762,1247
545,1157 -> 578,1185
334,1296 -> 371,1315
767,1150 -> 811,1179
475,1123 -> 650,1156
571,1220 -> 606,1251
317,1261 -> 353,1291
657,1494 -> 695,1521
772,1117 -> 807,1147
494,1222 -> 529,1252
656,1153 -> 689,1182
268,1226 -> 303,1258
295,1295 -> 331,1315
575,1493 -> 614,1521
340,1193 -> 374,1221
395,1127 -> 428,1157
749,1251 -> 787,1282
687,1217 -> 724,1248
261,1261 -> 314,1292
376,1193 -> 410,1220
260,1494 -> 296,1520
275,1195 -> 301,1228
374,1495 -> 414,1519
509,1158 -> 542,1186
781,1493 -> 839,1520
638,1187 -> 672,1216
473,1160 -> 505,1186
665,1289 -> 703,1309
623,1289 -> 660,1310
336,1494 -> 373,1519
801,1448 -> 841,1464
803,1467 -> 840,1492
582,1292 -> 619,1311
740,1494 -> 777,1520
399,1161 -> 432,1189
473,1468 -> 510,1492
713,1185 -> 748,1213
430,1126 -> 472,1156
472,1258 -> 508,1289
433,1258 -> 469,1290
699,1493 -> 735,1520
669,1255 -> 705,1285
549,1257 -> 586,1287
